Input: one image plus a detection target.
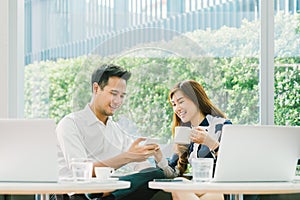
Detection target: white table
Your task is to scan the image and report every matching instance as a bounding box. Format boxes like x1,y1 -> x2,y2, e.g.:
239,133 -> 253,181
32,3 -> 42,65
0,181 -> 130,200
149,180 -> 300,200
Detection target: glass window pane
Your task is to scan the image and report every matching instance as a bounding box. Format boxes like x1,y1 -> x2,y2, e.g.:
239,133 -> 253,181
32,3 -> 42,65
24,0 -> 270,142
24,0 -> 300,142
274,0 -> 300,126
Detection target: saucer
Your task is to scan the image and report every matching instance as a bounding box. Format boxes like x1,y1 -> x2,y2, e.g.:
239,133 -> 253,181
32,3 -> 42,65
91,177 -> 119,183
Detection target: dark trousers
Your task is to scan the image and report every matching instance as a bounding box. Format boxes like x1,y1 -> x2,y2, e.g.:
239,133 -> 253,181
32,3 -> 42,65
0,195 -> 35,200
113,167 -> 166,200
56,167 -> 169,200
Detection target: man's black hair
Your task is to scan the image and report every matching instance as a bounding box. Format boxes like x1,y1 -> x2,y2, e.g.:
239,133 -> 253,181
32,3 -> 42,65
91,64 -> 131,90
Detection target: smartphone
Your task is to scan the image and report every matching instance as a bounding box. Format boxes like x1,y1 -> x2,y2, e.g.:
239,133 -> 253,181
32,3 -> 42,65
143,138 -> 159,145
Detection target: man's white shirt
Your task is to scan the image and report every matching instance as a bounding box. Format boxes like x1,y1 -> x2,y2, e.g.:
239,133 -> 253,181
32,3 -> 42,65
56,104 -> 151,178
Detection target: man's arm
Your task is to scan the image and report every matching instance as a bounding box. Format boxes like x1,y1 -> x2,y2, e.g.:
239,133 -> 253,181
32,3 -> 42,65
94,138 -> 159,171
57,118 -> 158,176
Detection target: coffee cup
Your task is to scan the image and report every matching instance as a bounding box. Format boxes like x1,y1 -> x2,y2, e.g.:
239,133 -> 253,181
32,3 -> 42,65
174,126 -> 192,144
95,167 -> 115,180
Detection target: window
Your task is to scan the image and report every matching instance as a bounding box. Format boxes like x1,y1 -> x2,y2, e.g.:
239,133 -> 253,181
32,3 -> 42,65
1,0 -> 299,142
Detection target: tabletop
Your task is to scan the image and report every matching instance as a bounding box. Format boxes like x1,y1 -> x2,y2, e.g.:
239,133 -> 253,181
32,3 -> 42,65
0,180 -> 130,195
149,180 -> 300,195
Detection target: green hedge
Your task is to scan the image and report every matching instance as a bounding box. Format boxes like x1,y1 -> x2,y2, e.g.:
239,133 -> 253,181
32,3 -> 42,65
24,56 -> 299,143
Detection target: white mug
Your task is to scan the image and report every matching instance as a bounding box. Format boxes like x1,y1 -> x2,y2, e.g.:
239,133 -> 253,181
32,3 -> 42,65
174,126 -> 192,144
95,167 -> 115,180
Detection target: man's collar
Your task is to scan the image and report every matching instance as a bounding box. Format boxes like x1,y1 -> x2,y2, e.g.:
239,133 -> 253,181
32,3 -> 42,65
85,104 -> 112,126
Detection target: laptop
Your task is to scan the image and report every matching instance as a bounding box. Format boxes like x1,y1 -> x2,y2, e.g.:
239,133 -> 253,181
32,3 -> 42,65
0,119 -> 58,182
213,125 -> 300,182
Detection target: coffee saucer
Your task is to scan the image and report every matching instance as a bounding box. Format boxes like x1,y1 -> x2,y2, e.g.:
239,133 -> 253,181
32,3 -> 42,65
90,177 -> 119,183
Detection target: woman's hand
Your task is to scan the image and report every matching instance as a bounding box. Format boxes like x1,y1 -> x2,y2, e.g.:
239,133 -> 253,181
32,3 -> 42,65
154,148 -> 163,163
190,126 -> 207,144
190,127 -> 219,150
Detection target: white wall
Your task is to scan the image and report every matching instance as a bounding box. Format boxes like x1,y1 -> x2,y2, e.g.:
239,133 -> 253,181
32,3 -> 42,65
0,0 -> 24,118
0,0 -> 9,118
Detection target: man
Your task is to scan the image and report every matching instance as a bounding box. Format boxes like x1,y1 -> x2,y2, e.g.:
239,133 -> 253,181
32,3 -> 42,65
56,64 -> 167,200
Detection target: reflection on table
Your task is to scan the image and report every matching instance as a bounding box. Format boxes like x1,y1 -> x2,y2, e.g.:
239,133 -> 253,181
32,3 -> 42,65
149,180 -> 300,200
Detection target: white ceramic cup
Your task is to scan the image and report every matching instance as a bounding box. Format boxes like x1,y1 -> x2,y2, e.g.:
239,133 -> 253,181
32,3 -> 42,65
70,158 -> 93,182
95,167 -> 115,180
192,158 -> 214,182
174,126 -> 192,144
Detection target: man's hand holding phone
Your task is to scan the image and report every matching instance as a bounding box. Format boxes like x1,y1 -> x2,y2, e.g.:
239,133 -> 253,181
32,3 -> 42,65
144,138 -> 159,145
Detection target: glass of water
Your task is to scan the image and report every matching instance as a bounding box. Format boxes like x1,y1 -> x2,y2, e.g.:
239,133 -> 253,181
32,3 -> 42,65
70,158 -> 93,182
192,158 -> 214,182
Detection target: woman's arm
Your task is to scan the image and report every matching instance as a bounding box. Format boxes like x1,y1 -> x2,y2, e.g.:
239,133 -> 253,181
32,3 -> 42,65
154,150 -> 180,178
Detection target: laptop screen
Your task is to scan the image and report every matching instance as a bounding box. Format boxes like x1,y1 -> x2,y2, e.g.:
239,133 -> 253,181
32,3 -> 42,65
213,125 -> 300,182
0,119 -> 58,182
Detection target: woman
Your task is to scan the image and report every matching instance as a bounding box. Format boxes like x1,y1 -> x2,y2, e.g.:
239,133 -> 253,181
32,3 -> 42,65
154,80 -> 231,200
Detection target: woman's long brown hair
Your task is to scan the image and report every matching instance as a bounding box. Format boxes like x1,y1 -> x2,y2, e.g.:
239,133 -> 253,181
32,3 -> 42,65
168,80 -> 226,175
